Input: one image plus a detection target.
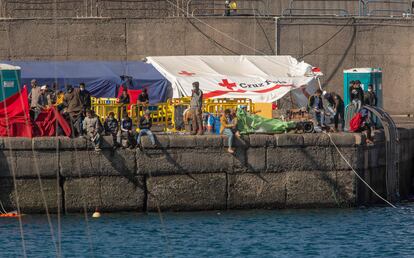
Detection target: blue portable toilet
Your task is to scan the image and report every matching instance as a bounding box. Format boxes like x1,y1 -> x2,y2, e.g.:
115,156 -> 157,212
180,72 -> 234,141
343,68 -> 383,108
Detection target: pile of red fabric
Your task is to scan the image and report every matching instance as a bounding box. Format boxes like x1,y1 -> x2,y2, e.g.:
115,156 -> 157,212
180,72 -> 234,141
0,87 -> 71,137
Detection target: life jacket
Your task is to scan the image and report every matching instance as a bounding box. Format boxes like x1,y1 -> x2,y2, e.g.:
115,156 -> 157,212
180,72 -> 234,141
349,113 -> 363,132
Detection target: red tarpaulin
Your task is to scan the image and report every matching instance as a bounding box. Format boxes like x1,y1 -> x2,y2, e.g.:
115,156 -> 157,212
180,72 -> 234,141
0,86 -> 71,137
33,107 -> 71,137
0,87 -> 32,137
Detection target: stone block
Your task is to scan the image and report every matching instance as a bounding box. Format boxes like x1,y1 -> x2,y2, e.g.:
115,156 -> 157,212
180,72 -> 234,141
33,137 -> 59,150
64,176 -> 145,212
169,135 -> 196,148
60,149 -> 136,177
368,167 -> 387,204
328,133 -> 357,147
0,138 -> 4,149
249,134 -> 277,147
276,134 -> 304,146
0,178 -> 61,213
0,150 -> 58,178
3,137 -> 32,150
267,147 -> 328,172
146,173 -> 226,211
398,128 -> 410,140
141,134 -> 169,149
246,148 -> 266,172
195,135 -> 223,148
336,170 -> 356,206
325,146 -> 364,170
59,137 -> 87,150
286,171 -> 340,208
303,133 -> 330,146
372,130 -> 385,142
228,173 -> 286,209
136,149 -> 233,175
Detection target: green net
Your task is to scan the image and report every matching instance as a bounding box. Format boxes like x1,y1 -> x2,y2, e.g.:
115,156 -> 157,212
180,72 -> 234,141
236,109 -> 296,134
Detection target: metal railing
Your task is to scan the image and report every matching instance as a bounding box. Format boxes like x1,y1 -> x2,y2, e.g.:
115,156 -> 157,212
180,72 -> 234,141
91,97 -> 255,132
284,0 -> 413,17
282,8 -> 350,16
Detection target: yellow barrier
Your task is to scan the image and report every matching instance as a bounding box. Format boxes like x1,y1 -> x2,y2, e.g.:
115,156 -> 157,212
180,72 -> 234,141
92,97 -> 255,132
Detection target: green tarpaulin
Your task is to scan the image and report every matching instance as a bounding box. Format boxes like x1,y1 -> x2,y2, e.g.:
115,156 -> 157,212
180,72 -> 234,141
236,109 -> 296,134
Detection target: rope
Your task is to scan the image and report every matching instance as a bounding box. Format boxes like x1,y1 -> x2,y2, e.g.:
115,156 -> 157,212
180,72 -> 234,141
324,132 -> 397,208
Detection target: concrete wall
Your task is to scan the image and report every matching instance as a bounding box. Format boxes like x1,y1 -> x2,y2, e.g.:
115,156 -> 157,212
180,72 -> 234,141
278,17 -> 414,115
0,17 -> 275,61
0,131 -> 412,213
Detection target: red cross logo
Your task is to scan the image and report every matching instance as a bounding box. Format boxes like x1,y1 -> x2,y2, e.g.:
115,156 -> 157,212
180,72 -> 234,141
179,71 -> 195,76
218,79 -> 237,90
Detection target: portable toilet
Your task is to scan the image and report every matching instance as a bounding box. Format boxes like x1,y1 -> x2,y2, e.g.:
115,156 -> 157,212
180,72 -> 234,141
0,64 -> 21,103
343,68 -> 383,108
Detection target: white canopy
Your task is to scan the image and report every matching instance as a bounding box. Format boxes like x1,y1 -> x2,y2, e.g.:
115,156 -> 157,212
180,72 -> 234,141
146,55 -> 320,104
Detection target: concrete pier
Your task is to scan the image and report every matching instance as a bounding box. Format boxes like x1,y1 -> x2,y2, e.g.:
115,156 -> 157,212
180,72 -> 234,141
0,129 -> 413,214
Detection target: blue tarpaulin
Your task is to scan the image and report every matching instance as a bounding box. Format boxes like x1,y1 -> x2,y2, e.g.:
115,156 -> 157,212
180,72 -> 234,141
2,61 -> 170,103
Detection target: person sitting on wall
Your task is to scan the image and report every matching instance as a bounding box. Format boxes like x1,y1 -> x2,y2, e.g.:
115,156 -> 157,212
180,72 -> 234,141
349,108 -> 374,145
190,82 -> 203,135
136,110 -> 156,150
220,109 -> 236,154
323,91 -> 345,132
183,107 -> 193,133
83,109 -> 102,152
350,80 -> 364,112
308,89 -> 325,128
120,111 -> 135,149
104,112 -> 120,148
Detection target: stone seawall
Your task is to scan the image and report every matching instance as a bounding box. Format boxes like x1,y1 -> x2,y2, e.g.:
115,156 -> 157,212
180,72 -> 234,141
0,130 -> 413,213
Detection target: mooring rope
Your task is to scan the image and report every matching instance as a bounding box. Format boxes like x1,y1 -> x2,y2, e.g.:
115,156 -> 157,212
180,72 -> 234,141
324,132 -> 397,208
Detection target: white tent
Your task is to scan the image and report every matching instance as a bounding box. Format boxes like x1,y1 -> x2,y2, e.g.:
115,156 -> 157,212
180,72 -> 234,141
146,55 -> 320,105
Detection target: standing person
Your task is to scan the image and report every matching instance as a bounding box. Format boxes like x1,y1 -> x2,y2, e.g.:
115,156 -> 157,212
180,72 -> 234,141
28,79 -> 41,119
136,110 -> 156,149
119,89 -> 130,117
190,81 -> 203,135
79,83 -> 92,112
48,83 -> 58,105
63,85 -> 83,137
229,0 -> 237,15
83,110 -> 102,151
33,85 -> 52,120
220,109 -> 236,154
364,84 -> 377,106
308,89 -> 325,127
323,91 -> 345,132
120,112 -> 135,148
224,0 -> 230,16
349,80 -> 364,111
103,112 -> 119,148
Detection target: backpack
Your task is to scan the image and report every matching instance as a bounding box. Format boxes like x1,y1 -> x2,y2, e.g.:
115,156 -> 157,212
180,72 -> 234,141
349,113 -> 362,132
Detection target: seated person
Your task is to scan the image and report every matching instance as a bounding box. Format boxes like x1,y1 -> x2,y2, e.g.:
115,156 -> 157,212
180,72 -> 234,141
350,108 -> 374,145
103,112 -> 119,147
120,112 -> 135,148
220,109 -> 236,154
82,110 -> 102,151
136,110 -> 156,148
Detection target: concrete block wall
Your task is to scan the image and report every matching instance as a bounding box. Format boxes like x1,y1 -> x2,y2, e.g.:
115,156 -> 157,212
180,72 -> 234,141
1,130 -> 412,214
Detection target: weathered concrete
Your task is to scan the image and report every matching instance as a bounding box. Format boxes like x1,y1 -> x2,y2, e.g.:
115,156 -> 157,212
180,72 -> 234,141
147,173 -> 227,211
64,176 -> 145,212
0,129 -> 413,213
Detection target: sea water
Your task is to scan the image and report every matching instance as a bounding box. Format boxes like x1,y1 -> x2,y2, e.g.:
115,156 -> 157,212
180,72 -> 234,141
1,205 -> 414,257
